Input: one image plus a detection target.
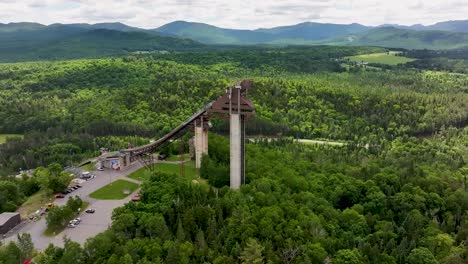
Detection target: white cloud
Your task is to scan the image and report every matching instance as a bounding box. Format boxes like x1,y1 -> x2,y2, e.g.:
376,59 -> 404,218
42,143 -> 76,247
0,0 -> 467,29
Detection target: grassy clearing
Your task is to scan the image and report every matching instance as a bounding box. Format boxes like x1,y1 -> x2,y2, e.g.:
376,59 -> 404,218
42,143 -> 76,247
80,162 -> 96,171
128,161 -> 199,182
0,134 -> 23,144
346,51 -> 415,65
127,168 -> 151,182
166,153 -> 191,162
89,180 -> 139,200
17,190 -> 52,219
158,161 -> 198,179
44,201 -> 90,236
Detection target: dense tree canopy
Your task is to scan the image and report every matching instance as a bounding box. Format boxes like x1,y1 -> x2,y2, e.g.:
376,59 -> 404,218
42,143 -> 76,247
0,46 -> 467,263
1,50 -> 467,176
22,129 -> 468,263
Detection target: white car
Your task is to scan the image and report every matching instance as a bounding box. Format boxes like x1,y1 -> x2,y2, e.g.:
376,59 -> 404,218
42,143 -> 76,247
69,218 -> 81,225
97,167 -> 104,171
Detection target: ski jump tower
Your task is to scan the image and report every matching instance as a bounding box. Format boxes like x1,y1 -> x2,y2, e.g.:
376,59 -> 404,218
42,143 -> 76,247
210,80 -> 255,189
119,80 -> 254,190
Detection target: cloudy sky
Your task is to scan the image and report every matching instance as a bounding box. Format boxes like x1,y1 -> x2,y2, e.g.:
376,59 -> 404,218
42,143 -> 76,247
0,0 -> 467,29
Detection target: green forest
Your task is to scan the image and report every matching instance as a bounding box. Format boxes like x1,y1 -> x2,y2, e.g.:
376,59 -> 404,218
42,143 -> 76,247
1,45 -> 468,263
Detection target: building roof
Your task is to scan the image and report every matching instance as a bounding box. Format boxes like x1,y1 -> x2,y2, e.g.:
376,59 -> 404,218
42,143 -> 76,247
0,212 -> 20,226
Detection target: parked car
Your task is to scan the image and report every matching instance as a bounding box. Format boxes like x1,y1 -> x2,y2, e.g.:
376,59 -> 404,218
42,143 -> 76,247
85,209 -> 95,213
69,218 -> 81,225
55,194 -> 65,198
97,167 -> 104,171
67,223 -> 76,228
75,185 -> 82,188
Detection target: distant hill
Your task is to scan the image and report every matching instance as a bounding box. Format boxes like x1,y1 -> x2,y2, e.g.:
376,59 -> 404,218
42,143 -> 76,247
155,21 -> 274,44
255,22 -> 369,40
0,22 -> 145,33
426,20 -> 468,33
333,27 -> 468,50
0,22 -> 46,32
0,22 -> 162,51
155,20 -> 370,44
381,20 -> 468,33
0,28 -> 203,62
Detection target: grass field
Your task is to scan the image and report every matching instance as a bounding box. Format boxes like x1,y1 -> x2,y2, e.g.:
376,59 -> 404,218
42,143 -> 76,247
0,134 -> 23,144
80,162 -> 96,171
128,161 -> 199,182
346,51 -> 416,65
127,167 -> 151,182
17,190 -> 52,219
89,179 -> 139,200
166,153 -> 191,162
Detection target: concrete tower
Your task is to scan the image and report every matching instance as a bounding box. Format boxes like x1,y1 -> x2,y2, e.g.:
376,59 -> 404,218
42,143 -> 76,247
210,80 -> 255,189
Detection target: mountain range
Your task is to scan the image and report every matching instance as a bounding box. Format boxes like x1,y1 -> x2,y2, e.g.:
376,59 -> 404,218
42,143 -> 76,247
381,20 -> 468,33
0,22 -> 203,62
0,19 -> 468,62
154,20 -> 468,49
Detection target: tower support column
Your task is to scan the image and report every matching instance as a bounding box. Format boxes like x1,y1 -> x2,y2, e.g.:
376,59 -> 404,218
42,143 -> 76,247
230,113 -> 242,189
202,128 -> 209,154
194,117 -> 208,169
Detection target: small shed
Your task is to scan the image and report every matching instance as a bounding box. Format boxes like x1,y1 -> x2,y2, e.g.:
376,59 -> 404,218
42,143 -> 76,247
0,212 -> 21,235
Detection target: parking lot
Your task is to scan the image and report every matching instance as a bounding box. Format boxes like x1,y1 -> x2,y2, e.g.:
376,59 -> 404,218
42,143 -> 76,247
5,162 -> 143,250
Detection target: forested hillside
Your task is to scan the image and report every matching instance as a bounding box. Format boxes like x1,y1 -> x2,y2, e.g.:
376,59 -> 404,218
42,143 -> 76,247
331,27 -> 468,50
4,130 -> 467,263
155,21 -> 370,44
1,47 -> 467,174
0,27 -> 203,62
1,45 -> 468,263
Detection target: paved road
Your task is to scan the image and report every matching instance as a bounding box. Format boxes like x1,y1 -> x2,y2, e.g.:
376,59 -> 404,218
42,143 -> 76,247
5,162 -> 145,250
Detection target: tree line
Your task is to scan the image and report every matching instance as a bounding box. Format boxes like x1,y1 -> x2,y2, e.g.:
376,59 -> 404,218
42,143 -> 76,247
2,129 -> 466,263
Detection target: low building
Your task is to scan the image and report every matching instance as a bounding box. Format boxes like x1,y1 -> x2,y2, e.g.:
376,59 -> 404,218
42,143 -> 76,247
97,151 -> 129,170
0,212 -> 21,235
